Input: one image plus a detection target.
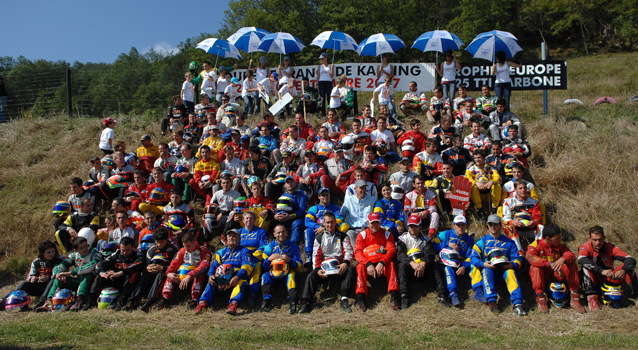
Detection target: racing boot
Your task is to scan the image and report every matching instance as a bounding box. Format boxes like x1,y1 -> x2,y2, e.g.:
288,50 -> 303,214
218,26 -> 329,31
535,293 -> 549,313
36,299 -> 52,312
587,295 -> 600,312
390,292 -> 401,311
226,301 -> 238,315
401,293 -> 409,310
260,299 -> 273,312
473,288 -> 487,304
193,301 -> 208,315
356,294 -> 367,312
340,298 -> 352,313
571,293 -> 586,314
488,301 -> 499,314
450,292 -> 461,307
297,300 -> 311,314
289,299 -> 298,315
513,303 -> 528,316
69,296 -> 85,312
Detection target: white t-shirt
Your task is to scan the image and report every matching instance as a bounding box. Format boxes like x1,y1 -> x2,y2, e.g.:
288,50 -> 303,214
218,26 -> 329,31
329,86 -> 342,108
319,64 -> 332,82
224,85 -> 239,103
495,62 -> 511,84
374,84 -> 394,105
99,127 -> 114,150
201,77 -> 215,99
378,64 -> 392,83
370,129 -> 395,144
216,77 -> 229,96
182,81 -> 194,102
256,67 -> 269,82
242,78 -> 257,98
258,78 -> 277,96
279,66 -> 292,85
441,61 -> 456,83
278,84 -> 297,99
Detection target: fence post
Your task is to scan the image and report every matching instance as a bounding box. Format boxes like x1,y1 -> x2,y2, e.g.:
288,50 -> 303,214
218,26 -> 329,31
66,69 -> 72,117
541,42 -> 548,116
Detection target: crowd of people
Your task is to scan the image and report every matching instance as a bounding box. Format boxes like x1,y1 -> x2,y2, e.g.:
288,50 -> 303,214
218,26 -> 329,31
2,52 -> 637,317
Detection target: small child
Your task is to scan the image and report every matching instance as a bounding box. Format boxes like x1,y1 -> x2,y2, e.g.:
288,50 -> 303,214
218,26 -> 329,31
181,72 -> 195,114
89,156 -> 110,183
99,118 -> 117,155
1,240 -> 64,311
96,213 -> 116,244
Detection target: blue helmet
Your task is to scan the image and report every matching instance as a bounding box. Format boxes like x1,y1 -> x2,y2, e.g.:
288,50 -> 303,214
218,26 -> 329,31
548,282 -> 568,308
139,233 -> 155,251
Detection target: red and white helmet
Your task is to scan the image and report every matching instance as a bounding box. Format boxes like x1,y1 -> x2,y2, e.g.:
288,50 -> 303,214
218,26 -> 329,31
439,248 -> 462,268
401,139 -> 415,157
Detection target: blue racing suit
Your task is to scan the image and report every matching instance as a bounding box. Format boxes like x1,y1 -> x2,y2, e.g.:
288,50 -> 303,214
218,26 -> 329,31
199,245 -> 254,306
373,197 -> 404,239
470,233 -> 523,305
434,229 -> 476,297
277,190 -> 308,245
260,239 -> 303,301
239,225 -> 269,304
304,203 -> 348,257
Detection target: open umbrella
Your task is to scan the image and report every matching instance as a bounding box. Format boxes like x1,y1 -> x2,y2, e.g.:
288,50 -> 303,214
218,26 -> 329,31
227,27 -> 270,56
356,33 -> 405,57
311,30 -> 358,61
196,38 -> 242,66
465,30 -> 522,62
258,32 -> 305,64
412,30 -> 464,53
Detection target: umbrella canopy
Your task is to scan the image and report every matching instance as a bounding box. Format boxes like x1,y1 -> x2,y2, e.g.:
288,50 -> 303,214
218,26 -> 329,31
357,33 -> 406,56
257,32 -> 305,54
311,31 -> 358,51
465,30 -> 522,62
196,38 -> 242,59
412,30 -> 464,53
227,27 -> 270,53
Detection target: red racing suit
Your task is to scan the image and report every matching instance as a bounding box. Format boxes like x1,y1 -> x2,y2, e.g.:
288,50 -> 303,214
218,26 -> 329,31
526,238 -> 580,294
577,241 -> 637,295
162,244 -> 211,301
354,228 -> 399,295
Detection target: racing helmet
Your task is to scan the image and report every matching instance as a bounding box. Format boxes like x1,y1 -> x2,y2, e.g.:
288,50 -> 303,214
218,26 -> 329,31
215,264 -> 235,291
97,287 -> 120,310
375,140 -> 388,157
149,188 -> 168,205
601,283 -> 623,308
233,197 -> 249,214
125,153 -> 138,167
391,185 -> 405,200
258,143 -> 269,152
189,61 -> 199,71
78,227 -> 96,246
321,258 -> 340,275
174,165 -> 188,174
149,254 -> 169,265
504,161 -> 521,178
548,282 -> 568,308
203,206 -> 219,228
401,139 -> 415,157
201,175 -> 211,183
51,289 -> 74,312
166,215 -> 187,232
276,196 -> 294,214
100,242 -> 119,257
101,157 -> 115,172
139,233 -> 155,251
274,172 -> 287,184
439,248 -> 462,268
317,147 -> 331,161
363,244 -> 387,264
270,259 -> 290,278
52,201 -> 71,217
407,248 -> 423,263
487,248 -> 509,266
515,211 -> 533,226
84,180 -> 96,188
247,176 -> 262,188
4,290 -> 31,311
340,135 -> 355,150
177,263 -> 195,281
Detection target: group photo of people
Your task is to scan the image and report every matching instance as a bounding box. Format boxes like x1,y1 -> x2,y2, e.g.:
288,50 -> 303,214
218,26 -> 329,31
2,27 -> 636,320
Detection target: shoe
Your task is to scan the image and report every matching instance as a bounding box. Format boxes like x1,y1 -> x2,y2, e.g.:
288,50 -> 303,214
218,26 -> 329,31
187,299 -> 198,310
124,300 -> 137,311
36,299 -> 51,312
438,297 -> 452,308
139,301 -> 152,313
298,300 -> 311,314
401,294 -> 409,310
70,297 -> 84,312
356,295 -> 367,312
109,302 -> 122,312
571,294 -> 586,314
260,299 -> 273,312
535,293 -> 549,313
513,304 -> 528,316
489,301 -> 499,314
450,293 -> 461,307
473,288 -> 487,304
289,300 -> 297,315
81,300 -> 96,311
226,301 -> 238,315
340,299 -> 352,313
194,301 -> 208,315
587,295 -> 600,312
156,298 -> 170,311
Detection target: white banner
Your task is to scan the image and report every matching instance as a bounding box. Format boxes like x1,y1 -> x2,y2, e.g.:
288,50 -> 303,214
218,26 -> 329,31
228,62 -> 436,92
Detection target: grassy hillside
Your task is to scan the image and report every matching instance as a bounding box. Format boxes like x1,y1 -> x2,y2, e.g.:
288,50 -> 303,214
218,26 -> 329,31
0,52 -> 637,348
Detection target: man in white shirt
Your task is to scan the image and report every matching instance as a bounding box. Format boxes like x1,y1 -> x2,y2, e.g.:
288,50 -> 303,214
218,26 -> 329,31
341,180 -> 377,245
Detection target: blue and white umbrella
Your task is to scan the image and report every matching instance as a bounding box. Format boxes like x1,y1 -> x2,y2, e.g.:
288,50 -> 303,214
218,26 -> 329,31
465,30 -> 522,62
412,30 -> 464,53
196,38 -> 242,60
227,27 -> 270,53
257,32 -> 305,55
311,31 -> 358,52
356,33 -> 405,57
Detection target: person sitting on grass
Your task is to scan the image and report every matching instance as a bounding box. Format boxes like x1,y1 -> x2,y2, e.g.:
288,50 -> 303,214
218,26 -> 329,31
139,167 -> 175,217
389,156 -> 417,192
469,214 -> 527,316
298,212 -> 355,314
463,119 -> 492,154
502,124 -> 532,168
188,146 -> 220,205
55,198 -> 100,254
441,135 -> 473,177
259,224 -> 303,314
525,225 -> 585,314
466,149 -> 501,219
399,81 -> 428,117
403,175 -> 440,238
194,229 -> 253,315
0,240 -> 63,311
157,231 -> 211,311
502,181 -> 542,255
37,236 -> 102,312
137,135 -> 160,177
427,86 -> 451,123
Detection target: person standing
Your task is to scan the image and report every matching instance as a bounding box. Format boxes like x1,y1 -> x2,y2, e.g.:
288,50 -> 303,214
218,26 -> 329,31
436,50 -> 462,101
99,118 -> 117,155
316,53 -> 334,115
492,51 -> 522,110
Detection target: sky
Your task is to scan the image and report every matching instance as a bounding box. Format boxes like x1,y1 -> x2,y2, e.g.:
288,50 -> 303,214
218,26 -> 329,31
1,0 -> 230,63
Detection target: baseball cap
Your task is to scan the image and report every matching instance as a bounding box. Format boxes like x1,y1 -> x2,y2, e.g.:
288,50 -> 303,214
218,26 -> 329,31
230,128 -> 240,135
259,56 -> 267,63
487,214 -> 501,224
231,77 -> 240,84
334,145 -> 344,152
103,117 -> 117,126
368,212 -> 381,223
408,214 -> 422,226
318,53 -> 328,59
226,228 -> 240,236
453,215 -> 467,225
318,187 -> 330,195
210,124 -> 219,130
400,156 -> 411,163
285,175 -> 296,182
140,134 -> 151,141
283,56 -> 290,61
354,180 -> 367,188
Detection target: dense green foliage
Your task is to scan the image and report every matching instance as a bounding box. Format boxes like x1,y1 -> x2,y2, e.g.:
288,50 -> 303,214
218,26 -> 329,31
0,0 -> 635,118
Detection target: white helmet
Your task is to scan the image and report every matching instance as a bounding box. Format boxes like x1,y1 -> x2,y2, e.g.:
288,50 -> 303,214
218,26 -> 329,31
391,185 -> 405,200
320,258 -> 340,275
340,135 -> 355,150
401,139 -> 415,152
78,227 -> 96,246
